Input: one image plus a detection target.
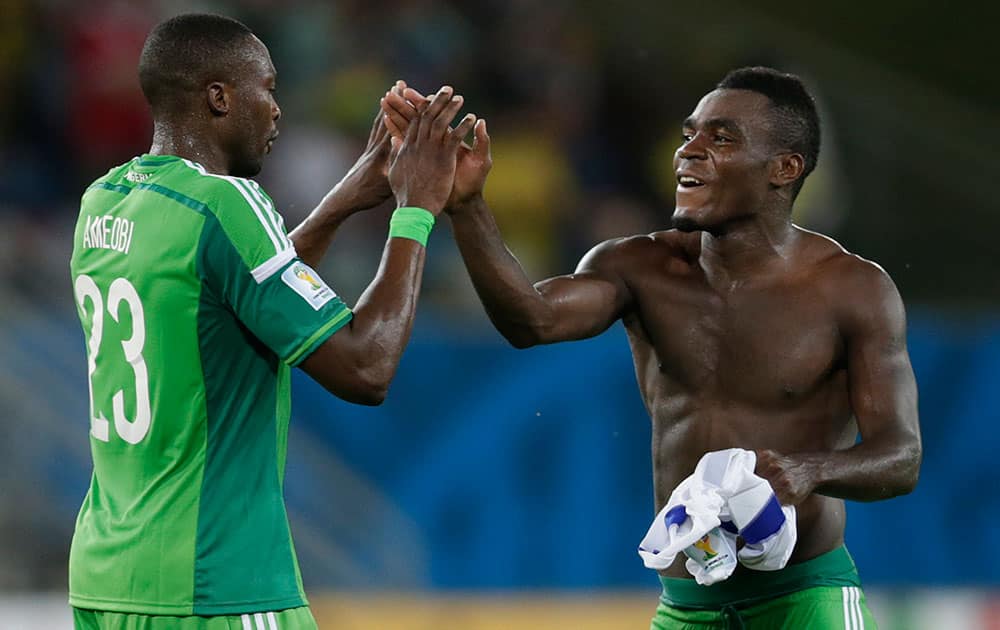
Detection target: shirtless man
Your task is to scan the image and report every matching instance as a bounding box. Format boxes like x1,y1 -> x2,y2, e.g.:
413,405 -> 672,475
383,66 -> 920,628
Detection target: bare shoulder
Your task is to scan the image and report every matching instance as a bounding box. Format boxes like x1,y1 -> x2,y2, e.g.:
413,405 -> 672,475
576,229 -> 697,274
798,228 -> 906,328
799,230 -> 896,293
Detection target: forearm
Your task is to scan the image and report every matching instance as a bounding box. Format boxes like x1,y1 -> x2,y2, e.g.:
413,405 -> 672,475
798,432 -> 921,502
346,237 -> 426,389
448,195 -> 553,347
289,185 -> 368,268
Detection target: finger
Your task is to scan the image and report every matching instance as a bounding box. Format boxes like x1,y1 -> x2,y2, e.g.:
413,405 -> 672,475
433,94 -> 466,140
448,113 -> 477,148
390,80 -> 407,98
373,81 -> 409,144
754,449 -> 775,467
381,100 -> 410,139
372,117 -> 391,153
420,86 -> 454,138
383,112 -> 404,139
402,86 -> 427,107
403,98 -> 423,144
367,103 -> 384,145
384,88 -> 418,121
372,101 -> 395,145
471,118 -> 490,158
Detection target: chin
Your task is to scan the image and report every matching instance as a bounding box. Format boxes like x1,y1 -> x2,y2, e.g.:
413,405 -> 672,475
671,216 -> 704,233
671,206 -> 711,233
231,160 -> 263,178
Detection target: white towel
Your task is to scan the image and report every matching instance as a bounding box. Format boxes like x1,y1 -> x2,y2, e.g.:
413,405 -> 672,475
637,448 -> 797,584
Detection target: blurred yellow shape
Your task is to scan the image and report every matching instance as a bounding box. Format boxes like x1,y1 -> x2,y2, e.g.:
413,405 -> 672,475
311,592 -> 658,629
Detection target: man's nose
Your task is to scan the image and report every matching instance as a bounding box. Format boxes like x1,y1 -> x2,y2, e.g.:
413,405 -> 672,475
676,134 -> 707,160
273,103 -> 281,121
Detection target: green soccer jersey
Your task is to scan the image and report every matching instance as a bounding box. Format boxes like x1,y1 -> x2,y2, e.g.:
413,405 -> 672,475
68,154 -> 352,616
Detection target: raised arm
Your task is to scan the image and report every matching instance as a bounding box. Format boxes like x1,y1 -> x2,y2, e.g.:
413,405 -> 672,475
381,85 -> 631,348
300,87 -> 476,404
757,260 -> 922,503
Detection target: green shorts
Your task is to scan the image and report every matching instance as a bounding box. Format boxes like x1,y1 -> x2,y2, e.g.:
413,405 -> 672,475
651,546 -> 878,629
72,606 -> 318,630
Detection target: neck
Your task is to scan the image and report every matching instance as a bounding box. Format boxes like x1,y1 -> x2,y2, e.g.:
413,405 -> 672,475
148,119 -> 229,175
698,211 -> 797,287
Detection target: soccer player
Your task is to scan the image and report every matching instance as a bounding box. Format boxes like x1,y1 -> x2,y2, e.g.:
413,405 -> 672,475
383,68 -> 921,628
69,14 -> 474,630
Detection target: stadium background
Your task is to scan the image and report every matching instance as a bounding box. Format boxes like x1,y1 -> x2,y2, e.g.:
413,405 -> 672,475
1,0 -> 997,627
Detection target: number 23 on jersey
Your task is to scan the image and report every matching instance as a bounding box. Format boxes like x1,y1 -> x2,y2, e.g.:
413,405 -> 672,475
74,274 -> 151,445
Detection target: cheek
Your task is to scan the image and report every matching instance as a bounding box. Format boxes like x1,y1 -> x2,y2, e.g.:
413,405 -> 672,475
717,158 -> 767,191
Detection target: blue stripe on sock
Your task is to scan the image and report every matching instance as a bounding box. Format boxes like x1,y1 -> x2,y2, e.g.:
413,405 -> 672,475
740,495 -> 785,544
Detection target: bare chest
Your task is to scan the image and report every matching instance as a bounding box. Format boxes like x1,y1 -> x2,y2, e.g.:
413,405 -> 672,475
627,275 -> 842,403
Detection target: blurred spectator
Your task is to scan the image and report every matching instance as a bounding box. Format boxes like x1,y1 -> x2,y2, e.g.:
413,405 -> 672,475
62,1 -> 154,183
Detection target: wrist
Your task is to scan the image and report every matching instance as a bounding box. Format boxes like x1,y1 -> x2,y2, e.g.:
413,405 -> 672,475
389,206 -> 436,246
794,453 -> 825,492
396,196 -> 443,216
320,184 -> 365,222
447,193 -> 486,217
329,166 -> 392,213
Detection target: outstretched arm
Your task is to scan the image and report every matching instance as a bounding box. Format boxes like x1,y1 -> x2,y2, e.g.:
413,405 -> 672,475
756,261 -> 921,504
382,84 -> 631,348
450,195 -> 630,347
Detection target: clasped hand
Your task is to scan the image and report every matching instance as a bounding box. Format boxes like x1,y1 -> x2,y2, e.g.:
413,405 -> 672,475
381,82 -> 492,211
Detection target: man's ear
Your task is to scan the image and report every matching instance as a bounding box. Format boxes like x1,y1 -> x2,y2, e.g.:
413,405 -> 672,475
207,82 -> 229,116
770,152 -> 805,189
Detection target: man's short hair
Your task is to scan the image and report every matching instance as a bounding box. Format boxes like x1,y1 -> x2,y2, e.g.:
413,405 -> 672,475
717,67 -> 821,197
138,13 -> 255,116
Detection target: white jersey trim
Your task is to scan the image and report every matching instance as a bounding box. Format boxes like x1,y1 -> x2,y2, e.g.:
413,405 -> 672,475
180,159 -> 290,255
246,179 -> 288,247
234,176 -> 291,251
251,247 -> 297,283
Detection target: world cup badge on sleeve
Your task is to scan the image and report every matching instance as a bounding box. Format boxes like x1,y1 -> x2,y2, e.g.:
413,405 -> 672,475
281,262 -> 335,310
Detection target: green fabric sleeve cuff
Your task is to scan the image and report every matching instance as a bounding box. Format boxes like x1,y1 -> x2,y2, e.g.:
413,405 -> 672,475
285,308 -> 353,366
389,206 -> 436,247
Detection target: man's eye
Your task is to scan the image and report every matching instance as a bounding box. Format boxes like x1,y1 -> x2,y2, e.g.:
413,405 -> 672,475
715,135 -> 732,143
681,133 -> 693,142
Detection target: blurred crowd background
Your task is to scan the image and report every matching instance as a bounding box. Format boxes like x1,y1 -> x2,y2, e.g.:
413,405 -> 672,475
1,0 -> 997,628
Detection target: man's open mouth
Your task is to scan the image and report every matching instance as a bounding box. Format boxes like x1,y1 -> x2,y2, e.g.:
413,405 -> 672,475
677,175 -> 705,188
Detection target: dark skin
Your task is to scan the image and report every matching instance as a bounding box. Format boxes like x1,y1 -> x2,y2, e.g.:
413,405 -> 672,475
150,36 -> 477,405
383,86 -> 921,576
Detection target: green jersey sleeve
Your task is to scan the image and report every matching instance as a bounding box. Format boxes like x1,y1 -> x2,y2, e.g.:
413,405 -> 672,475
196,175 -> 352,366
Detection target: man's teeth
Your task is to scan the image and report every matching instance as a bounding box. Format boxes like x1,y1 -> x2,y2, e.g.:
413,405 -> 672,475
679,176 -> 703,186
